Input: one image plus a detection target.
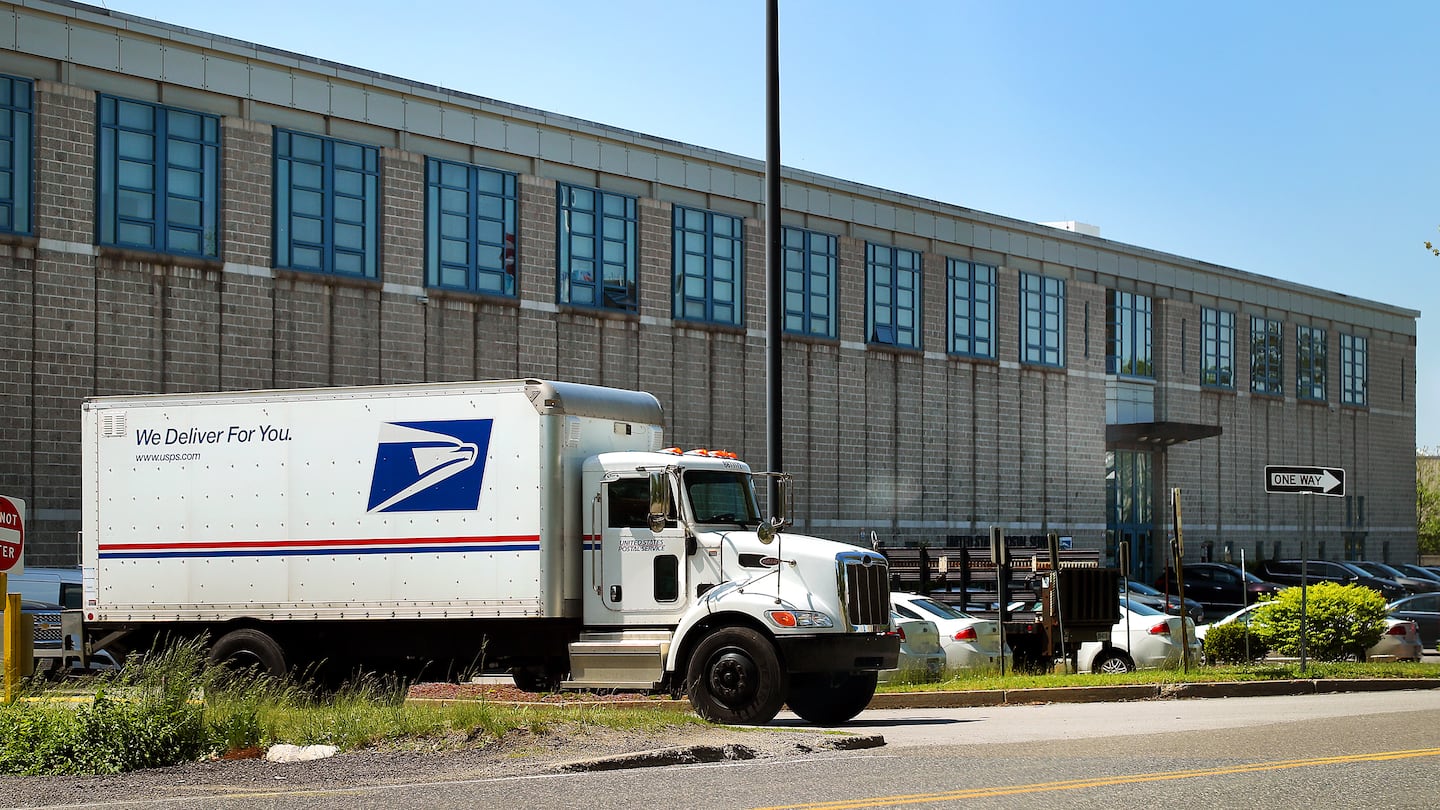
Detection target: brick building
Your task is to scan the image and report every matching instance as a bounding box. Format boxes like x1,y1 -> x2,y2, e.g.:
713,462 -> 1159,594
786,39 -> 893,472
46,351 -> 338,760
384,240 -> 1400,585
0,0 -> 1420,578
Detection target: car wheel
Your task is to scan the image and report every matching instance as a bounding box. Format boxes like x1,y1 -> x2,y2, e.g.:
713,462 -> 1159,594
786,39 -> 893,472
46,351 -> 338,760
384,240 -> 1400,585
1092,651 -> 1135,674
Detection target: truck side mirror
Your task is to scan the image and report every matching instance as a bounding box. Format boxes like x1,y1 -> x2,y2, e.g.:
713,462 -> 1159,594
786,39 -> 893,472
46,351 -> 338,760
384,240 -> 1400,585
757,476 -> 791,545
648,471 -> 670,534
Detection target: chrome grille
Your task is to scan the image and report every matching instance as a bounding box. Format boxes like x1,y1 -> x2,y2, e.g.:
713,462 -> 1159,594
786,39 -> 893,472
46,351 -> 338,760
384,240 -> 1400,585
841,554 -> 890,629
29,610 -> 62,644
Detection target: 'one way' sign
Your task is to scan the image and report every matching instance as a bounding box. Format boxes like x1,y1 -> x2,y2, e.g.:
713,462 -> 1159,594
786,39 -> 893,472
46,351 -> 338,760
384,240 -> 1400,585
1264,465 -> 1346,497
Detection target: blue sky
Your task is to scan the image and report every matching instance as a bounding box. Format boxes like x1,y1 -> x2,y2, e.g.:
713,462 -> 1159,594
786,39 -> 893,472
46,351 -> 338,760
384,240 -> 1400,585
99,0 -> 1440,449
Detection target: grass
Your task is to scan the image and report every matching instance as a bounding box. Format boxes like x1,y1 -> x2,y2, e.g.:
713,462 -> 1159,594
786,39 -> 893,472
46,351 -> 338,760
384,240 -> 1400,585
878,660 -> 1440,693
0,640 -> 700,776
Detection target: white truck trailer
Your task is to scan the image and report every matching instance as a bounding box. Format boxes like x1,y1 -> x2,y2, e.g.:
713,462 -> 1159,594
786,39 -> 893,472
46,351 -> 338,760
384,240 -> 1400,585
72,379 -> 897,724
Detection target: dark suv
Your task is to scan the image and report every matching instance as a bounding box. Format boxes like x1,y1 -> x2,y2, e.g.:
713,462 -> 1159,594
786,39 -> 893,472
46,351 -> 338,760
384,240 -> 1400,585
1154,562 -> 1280,616
1258,559 -> 1408,601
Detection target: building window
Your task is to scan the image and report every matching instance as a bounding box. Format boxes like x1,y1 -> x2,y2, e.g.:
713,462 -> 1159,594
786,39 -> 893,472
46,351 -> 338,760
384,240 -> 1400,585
782,226 -> 837,338
1105,290 -> 1153,377
1201,307 -> 1235,388
1249,316 -> 1284,395
1341,333 -> 1368,407
0,75 -> 31,235
865,243 -> 920,348
1020,272 -> 1065,367
274,130 -> 379,278
557,183 -> 637,312
673,206 -> 743,325
425,158 -> 517,296
1296,325 -> 1327,401
947,258 -> 995,358
98,95 -> 219,257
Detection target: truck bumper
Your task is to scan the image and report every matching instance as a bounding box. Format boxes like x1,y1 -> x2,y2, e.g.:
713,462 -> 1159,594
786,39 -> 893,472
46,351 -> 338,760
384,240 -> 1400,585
775,632 -> 900,674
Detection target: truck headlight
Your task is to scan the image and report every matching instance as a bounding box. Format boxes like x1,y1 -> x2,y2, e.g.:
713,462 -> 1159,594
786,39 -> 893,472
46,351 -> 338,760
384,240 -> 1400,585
766,610 -> 834,629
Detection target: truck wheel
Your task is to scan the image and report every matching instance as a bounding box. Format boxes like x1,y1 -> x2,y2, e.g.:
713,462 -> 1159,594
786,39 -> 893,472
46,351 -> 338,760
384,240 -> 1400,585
785,671 -> 878,725
686,627 -> 787,725
210,628 -> 287,678
511,665 -> 561,693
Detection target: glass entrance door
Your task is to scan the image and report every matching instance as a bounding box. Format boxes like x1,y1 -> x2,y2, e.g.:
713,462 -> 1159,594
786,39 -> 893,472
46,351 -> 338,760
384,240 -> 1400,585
1106,451 -> 1154,582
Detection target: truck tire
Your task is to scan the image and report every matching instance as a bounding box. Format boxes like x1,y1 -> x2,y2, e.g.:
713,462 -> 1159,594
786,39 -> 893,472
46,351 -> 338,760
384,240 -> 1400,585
511,665 -> 561,693
210,628 -> 287,678
686,627 -> 787,725
785,671 -> 878,725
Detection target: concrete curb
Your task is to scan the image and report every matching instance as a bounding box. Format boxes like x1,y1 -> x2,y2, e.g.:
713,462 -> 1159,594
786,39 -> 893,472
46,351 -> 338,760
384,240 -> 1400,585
871,677 -> 1440,709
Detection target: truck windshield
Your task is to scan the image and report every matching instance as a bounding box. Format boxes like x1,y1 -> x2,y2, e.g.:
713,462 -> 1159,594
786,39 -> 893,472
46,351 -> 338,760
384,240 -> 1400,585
683,470 -> 761,525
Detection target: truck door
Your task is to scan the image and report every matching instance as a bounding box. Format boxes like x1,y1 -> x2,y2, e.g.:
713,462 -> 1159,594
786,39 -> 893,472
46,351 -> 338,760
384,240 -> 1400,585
595,475 -> 688,625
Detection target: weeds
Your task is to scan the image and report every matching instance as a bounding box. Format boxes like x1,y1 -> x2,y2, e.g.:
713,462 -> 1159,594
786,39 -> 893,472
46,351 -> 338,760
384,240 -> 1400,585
0,640 -> 697,776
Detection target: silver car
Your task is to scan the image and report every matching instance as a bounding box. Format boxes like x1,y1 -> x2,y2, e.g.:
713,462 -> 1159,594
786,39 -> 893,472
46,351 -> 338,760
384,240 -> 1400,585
879,609 -> 946,683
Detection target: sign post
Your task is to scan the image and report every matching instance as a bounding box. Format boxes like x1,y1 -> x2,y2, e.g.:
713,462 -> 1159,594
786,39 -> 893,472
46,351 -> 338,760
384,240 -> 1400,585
0,495 -> 26,704
1263,467 -> 1342,675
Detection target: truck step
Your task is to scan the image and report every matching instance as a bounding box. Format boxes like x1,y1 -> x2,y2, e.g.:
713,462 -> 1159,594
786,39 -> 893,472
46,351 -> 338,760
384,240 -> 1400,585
562,632 -> 672,690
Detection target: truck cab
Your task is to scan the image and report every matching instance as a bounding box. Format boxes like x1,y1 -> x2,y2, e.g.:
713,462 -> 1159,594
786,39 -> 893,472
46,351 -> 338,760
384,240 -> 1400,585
572,448 -> 898,724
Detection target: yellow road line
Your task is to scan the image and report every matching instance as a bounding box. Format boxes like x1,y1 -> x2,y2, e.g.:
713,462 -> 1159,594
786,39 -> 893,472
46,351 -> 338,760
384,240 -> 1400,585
752,747 -> 1440,809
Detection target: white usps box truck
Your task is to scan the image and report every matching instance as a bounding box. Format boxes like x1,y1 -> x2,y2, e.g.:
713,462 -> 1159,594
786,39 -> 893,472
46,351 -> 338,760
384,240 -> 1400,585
75,379 -> 896,724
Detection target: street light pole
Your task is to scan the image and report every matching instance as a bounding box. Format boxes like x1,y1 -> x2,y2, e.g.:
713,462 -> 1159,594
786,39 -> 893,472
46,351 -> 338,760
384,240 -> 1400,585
764,0 -> 783,507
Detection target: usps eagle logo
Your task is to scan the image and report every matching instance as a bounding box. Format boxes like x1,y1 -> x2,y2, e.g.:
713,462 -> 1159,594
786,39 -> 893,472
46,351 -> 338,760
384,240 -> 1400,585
366,420 -> 493,513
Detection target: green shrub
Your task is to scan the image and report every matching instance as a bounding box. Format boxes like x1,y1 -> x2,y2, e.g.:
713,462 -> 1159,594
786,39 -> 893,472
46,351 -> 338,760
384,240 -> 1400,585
1203,621 -> 1270,664
1252,583 -> 1389,661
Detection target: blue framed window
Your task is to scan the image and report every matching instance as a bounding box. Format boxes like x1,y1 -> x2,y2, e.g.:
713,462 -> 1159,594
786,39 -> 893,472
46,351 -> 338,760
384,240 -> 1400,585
673,206 -> 743,325
1106,290 -> 1152,377
866,243 -> 920,348
557,183 -> 636,312
274,129 -> 379,278
947,258 -> 994,358
1201,307 -> 1234,388
1020,272 -> 1065,367
425,158 -> 517,296
1341,333 -> 1367,407
1296,325 -> 1327,401
0,75 -> 32,235
98,95 -> 219,257
782,226 -> 837,338
1250,316 -> 1283,395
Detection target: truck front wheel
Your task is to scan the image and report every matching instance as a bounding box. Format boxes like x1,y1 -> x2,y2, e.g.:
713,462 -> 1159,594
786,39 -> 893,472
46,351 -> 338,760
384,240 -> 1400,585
210,628 -> 287,678
785,671 -> 878,725
686,627 -> 787,724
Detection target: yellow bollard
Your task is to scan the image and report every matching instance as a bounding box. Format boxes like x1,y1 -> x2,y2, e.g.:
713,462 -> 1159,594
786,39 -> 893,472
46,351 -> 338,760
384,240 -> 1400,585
3,586 -> 22,704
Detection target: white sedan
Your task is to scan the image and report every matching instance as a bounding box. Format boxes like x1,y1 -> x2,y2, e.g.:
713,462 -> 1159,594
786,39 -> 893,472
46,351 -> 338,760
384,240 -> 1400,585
1077,598 -> 1203,674
891,592 -> 1012,672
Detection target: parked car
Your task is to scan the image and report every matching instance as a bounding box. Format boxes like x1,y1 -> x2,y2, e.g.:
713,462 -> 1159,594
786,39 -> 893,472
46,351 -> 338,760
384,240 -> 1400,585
1258,559 -> 1408,601
1349,561 -> 1440,595
7,567 -> 82,609
1387,593 -> 1440,650
1119,579 -> 1204,623
1197,602 -> 1424,662
1075,598 -> 1202,674
17,599 -> 64,677
879,609 -> 946,683
1393,564 -> 1440,587
891,592 -> 1012,671
1154,562 -> 1281,615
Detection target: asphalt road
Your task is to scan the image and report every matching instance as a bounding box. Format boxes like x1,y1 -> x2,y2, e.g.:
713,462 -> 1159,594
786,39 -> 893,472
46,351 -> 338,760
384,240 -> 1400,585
44,689 -> 1438,809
